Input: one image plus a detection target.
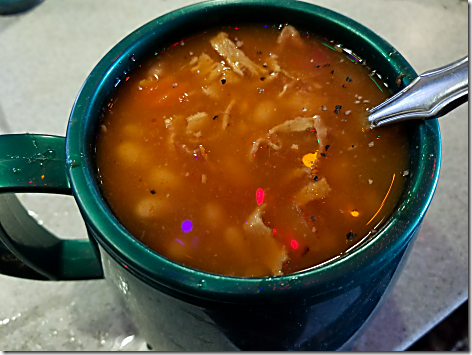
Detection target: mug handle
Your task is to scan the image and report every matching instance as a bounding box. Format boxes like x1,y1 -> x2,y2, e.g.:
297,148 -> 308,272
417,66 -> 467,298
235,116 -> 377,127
0,134 -> 103,280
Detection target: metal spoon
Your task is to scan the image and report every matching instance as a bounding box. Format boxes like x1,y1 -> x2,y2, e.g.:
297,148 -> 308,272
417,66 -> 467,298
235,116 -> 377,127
368,56 -> 468,128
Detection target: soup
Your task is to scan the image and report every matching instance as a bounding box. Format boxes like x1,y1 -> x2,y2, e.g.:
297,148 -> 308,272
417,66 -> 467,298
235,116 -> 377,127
95,24 -> 410,277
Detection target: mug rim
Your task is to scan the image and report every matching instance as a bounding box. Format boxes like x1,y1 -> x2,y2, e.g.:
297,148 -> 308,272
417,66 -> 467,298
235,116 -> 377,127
66,0 -> 441,304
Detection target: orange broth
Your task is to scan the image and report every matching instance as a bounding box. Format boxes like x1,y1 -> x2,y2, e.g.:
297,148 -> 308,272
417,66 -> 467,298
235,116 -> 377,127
95,24 -> 410,277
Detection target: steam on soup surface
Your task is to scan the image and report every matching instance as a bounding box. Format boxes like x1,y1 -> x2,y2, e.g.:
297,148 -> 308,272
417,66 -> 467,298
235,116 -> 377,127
96,24 -> 410,277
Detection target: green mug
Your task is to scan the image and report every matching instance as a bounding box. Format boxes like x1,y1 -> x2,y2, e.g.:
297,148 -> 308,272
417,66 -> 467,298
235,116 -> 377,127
0,0 -> 42,15
0,0 -> 441,351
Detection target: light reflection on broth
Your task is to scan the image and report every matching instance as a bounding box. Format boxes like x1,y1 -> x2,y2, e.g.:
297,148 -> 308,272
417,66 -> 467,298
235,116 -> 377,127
95,24 -> 410,277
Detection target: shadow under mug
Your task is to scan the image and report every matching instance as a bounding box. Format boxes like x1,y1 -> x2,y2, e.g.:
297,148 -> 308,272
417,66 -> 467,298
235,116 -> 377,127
0,0 -> 441,351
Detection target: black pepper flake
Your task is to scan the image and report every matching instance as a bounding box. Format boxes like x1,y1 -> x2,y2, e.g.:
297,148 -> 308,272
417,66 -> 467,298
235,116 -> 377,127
323,63 -> 331,67
302,246 -> 310,256
150,190 -> 156,194
260,77 -> 266,81
351,145 -> 355,148
346,232 -> 357,240
221,78 -> 226,84
335,105 -> 342,109
262,63 -> 268,67
315,65 -> 321,68
320,153 -> 327,157
325,144 -> 330,150
313,175 -> 319,181
330,70 -> 335,75
310,216 -> 316,222
321,105 -> 327,111
258,88 -> 264,93
334,108 -> 341,114
213,115 -> 218,120
257,50 -> 262,55
346,77 -> 353,82
342,84 -> 347,88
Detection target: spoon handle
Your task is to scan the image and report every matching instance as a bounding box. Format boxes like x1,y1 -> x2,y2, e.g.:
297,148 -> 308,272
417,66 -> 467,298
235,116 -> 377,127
368,56 -> 468,127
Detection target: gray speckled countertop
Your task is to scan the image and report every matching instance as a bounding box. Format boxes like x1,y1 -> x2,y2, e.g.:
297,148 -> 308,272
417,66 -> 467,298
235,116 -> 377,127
0,0 -> 468,351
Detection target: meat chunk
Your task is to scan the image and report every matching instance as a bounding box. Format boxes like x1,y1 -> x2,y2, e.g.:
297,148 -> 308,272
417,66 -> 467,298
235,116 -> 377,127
189,56 -> 198,66
185,112 -> 210,134
276,25 -> 303,47
210,32 -> 268,77
250,115 -> 328,161
243,204 -> 288,276
249,138 -> 281,160
277,25 -> 301,44
294,177 -> 331,206
314,115 -> 328,148
139,66 -> 163,87
268,116 -> 319,135
190,53 -> 224,82
193,145 -> 209,162
221,99 -> 235,129
266,53 -> 281,73
201,85 -> 221,100
243,204 -> 270,236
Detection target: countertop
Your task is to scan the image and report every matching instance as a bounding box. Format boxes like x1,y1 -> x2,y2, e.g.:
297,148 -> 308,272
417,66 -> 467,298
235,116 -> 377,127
0,0 -> 468,351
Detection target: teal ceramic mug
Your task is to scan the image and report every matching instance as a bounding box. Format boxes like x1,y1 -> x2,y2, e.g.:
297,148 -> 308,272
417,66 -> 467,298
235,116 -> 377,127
0,0 -> 440,351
